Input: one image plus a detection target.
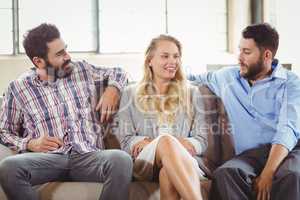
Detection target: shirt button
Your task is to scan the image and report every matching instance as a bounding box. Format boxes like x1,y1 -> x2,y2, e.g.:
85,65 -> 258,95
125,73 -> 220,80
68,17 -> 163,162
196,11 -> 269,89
67,128 -> 71,132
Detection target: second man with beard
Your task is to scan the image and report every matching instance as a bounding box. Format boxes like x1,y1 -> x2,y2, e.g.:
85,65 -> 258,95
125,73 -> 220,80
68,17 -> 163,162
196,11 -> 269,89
189,23 -> 300,200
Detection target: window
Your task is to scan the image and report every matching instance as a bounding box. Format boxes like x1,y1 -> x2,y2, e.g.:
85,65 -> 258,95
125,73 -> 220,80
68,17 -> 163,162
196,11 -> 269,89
167,0 -> 228,69
0,0 -> 13,54
99,0 -> 165,53
0,0 -> 228,55
18,0 -> 97,52
168,0 -> 227,53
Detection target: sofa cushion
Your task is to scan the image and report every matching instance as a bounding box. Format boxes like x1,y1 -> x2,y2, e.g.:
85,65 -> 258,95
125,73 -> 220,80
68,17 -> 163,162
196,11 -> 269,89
38,182 -> 102,200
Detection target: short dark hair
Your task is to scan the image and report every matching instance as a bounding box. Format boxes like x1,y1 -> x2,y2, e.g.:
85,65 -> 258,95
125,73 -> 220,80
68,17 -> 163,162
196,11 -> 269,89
23,23 -> 60,61
242,23 -> 279,57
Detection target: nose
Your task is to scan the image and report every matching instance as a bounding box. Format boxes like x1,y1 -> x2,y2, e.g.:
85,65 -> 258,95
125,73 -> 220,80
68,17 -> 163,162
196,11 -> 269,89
64,51 -> 71,61
238,52 -> 243,62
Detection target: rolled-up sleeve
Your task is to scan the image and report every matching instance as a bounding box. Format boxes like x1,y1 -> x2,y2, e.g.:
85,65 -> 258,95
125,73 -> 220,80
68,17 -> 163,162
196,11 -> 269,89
83,61 -> 128,91
272,78 -> 300,151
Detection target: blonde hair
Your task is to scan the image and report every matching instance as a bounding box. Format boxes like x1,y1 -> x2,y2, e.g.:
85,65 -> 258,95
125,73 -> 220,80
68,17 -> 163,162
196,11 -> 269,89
135,34 -> 193,125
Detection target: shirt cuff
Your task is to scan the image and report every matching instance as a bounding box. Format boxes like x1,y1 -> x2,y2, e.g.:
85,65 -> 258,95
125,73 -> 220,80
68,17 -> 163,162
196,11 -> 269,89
107,80 -> 123,92
185,137 -> 203,155
18,137 -> 32,152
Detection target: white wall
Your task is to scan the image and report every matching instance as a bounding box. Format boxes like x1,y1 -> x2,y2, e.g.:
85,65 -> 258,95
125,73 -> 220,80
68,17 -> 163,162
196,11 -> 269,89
0,54 -> 144,95
265,0 -> 300,74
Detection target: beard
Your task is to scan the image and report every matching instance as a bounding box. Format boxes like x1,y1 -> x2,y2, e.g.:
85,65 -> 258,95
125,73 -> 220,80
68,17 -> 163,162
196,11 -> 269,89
45,59 -> 74,81
240,56 -> 264,80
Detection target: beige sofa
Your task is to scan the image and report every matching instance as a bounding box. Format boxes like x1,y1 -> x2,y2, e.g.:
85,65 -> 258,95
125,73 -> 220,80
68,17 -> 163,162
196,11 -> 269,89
0,85 -> 235,200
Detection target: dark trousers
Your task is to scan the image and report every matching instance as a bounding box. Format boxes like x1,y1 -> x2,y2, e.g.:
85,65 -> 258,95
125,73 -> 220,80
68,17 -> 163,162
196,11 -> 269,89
209,142 -> 300,200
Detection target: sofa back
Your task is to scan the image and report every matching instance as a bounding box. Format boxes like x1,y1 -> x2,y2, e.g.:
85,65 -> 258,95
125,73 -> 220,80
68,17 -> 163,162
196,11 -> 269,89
196,85 -> 235,177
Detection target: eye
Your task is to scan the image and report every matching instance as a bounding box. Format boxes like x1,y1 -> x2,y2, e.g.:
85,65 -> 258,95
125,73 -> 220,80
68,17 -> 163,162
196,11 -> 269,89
242,49 -> 251,55
56,51 -> 67,57
161,55 -> 168,59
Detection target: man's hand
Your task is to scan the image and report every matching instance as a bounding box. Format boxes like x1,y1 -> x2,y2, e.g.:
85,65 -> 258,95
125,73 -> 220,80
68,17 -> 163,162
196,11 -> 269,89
254,170 -> 274,200
132,138 -> 152,159
177,137 -> 197,156
254,144 -> 288,200
96,86 -> 120,123
27,135 -> 63,152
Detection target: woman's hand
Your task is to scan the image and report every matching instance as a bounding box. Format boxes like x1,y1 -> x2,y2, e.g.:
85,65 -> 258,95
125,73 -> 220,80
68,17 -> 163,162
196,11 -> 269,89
177,138 -> 197,156
132,138 -> 152,159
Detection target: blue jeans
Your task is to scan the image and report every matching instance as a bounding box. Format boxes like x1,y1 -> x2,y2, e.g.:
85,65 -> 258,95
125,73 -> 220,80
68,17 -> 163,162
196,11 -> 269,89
0,149 -> 132,200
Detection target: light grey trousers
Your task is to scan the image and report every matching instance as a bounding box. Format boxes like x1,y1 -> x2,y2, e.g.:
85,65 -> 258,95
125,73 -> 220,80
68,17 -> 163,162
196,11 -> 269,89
210,142 -> 300,200
0,149 -> 133,200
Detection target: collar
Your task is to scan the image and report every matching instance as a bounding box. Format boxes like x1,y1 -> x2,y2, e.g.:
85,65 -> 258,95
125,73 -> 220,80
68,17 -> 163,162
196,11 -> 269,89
30,64 -> 76,87
270,59 -> 287,80
30,68 -> 58,87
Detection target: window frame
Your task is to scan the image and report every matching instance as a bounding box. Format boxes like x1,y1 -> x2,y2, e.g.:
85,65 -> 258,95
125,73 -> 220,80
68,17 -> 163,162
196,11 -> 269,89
8,0 -> 229,55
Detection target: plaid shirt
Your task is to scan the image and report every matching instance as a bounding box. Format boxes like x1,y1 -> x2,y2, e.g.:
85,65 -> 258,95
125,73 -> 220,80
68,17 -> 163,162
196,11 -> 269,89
0,61 -> 128,153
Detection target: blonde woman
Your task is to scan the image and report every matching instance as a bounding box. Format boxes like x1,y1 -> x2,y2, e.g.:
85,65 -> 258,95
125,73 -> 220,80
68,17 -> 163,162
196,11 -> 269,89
115,35 -> 207,200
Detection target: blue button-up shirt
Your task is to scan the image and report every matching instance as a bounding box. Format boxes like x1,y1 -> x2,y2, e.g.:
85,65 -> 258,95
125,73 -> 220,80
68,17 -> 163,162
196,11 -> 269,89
188,60 -> 300,154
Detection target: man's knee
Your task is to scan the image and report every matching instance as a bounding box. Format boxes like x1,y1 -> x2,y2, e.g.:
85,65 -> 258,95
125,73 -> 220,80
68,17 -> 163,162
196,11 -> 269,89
104,150 -> 133,175
276,169 -> 300,183
213,167 -> 233,178
109,150 -> 132,166
213,166 -> 250,183
0,156 -> 21,182
285,171 -> 300,185
272,170 -> 300,199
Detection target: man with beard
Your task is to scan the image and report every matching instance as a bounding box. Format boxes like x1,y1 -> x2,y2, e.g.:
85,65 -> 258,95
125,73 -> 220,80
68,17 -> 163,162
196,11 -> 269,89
189,23 -> 300,200
0,23 -> 132,200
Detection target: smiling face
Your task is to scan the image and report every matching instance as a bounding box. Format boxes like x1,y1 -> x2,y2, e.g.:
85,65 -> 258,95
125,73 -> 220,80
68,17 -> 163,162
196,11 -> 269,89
148,40 -> 181,83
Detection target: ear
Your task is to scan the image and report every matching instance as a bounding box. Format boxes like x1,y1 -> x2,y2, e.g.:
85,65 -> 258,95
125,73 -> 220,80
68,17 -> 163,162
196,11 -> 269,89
32,57 -> 46,69
264,49 -> 273,60
148,60 -> 152,68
